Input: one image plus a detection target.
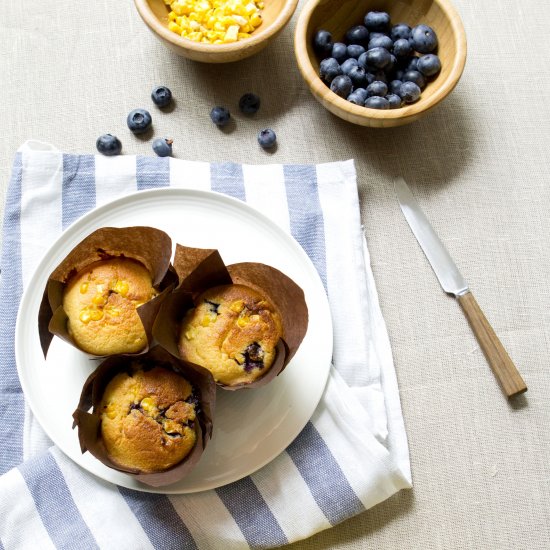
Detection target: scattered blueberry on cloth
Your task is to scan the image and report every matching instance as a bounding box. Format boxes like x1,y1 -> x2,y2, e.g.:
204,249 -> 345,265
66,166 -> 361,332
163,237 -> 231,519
0,141 -> 411,549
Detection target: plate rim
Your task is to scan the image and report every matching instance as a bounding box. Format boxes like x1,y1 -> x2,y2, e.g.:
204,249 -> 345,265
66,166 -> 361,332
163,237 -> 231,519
15,187 -> 333,494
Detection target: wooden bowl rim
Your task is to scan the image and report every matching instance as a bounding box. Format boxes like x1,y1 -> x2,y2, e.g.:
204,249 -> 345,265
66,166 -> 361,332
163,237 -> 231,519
294,0 -> 467,123
134,0 -> 299,56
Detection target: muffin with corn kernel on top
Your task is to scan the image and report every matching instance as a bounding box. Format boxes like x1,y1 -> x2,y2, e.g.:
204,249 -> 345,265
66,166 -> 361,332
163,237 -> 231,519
62,258 -> 158,356
178,284 -> 283,387
99,365 -> 198,473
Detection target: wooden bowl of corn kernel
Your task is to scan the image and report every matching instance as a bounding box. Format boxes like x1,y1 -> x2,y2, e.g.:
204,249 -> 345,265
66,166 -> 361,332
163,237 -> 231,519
134,0 -> 299,63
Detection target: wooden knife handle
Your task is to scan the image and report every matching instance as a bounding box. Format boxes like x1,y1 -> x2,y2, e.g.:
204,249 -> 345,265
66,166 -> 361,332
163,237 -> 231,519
457,291 -> 527,398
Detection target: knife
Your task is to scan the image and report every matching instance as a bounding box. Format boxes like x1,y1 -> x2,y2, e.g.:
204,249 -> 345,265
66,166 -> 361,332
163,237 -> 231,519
394,177 -> 527,398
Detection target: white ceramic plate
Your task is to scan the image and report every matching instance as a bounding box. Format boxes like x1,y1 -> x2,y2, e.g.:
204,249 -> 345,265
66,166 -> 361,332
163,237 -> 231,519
15,188 -> 333,494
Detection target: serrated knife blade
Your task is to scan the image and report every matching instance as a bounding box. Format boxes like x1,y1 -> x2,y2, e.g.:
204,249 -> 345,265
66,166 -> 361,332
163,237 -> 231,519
395,177 -> 527,398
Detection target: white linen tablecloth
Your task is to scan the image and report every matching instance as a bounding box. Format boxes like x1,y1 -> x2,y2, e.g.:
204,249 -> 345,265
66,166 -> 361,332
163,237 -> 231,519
0,141 -> 410,549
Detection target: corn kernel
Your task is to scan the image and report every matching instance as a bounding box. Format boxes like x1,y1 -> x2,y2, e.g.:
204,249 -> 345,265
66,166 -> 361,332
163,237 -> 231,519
237,316 -> 249,327
113,279 -> 129,296
140,397 -> 157,413
92,293 -> 107,306
79,311 -> 91,323
89,309 -> 103,321
79,282 -> 89,294
230,299 -> 244,313
250,14 -> 262,27
105,404 -> 118,420
165,0 -> 263,44
168,21 -> 183,34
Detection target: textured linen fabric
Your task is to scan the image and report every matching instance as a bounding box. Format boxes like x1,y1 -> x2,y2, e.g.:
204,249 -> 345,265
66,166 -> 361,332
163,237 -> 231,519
1,0 -> 550,548
0,143 -> 411,549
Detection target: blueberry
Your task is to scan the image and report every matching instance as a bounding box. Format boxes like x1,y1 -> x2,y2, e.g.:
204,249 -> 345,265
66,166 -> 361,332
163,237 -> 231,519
406,56 -> 420,71
151,85 -> 172,108
319,57 -> 342,83
403,70 -> 426,89
331,42 -> 348,63
371,69 -> 388,84
347,44 -> 366,59
345,25 -> 369,46
417,53 -> 441,77
239,92 -> 261,114
393,69 -> 405,81
391,23 -> 411,41
393,38 -> 412,57
348,64 -> 367,87
258,128 -> 277,149
341,57 -> 359,75
210,106 -> 231,126
367,35 -> 393,51
364,72 -> 376,86
389,79 -> 403,94
365,96 -> 390,109
96,134 -> 122,156
364,11 -> 391,33
386,93 -> 403,109
365,47 -> 391,69
313,29 -> 333,55
330,74 -> 353,98
152,138 -> 173,157
366,80 -> 388,98
410,24 -> 438,53
243,343 -> 265,372
386,54 -> 397,73
368,32 -> 386,42
347,88 -> 368,105
357,52 -> 369,69
399,81 -> 421,103
127,109 -> 152,134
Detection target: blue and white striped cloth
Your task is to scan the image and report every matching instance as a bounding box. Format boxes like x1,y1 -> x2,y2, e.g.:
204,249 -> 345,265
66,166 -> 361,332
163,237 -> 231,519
0,141 -> 411,550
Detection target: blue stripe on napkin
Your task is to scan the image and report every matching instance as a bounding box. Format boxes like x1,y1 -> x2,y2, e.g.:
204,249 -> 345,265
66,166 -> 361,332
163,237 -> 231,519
118,488 -> 198,550
282,165 -> 327,288
19,452 -> 99,549
286,422 -> 364,525
210,162 -> 246,200
137,156 -> 170,190
0,153 -> 24,474
62,154 -> 96,230
216,476 -> 288,547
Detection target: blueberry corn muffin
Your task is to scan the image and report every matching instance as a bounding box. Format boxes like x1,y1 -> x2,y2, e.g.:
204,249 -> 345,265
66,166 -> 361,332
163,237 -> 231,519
100,366 -> 198,472
62,258 -> 157,355
178,284 -> 283,386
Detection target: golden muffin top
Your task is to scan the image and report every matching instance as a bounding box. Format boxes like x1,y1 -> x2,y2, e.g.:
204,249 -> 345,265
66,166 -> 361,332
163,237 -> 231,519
100,365 -> 198,473
62,257 -> 157,356
178,284 -> 283,386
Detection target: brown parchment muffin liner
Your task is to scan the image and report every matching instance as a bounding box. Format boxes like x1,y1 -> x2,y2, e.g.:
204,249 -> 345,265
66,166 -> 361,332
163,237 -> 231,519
153,244 -> 309,390
72,345 -> 216,487
38,226 -> 178,359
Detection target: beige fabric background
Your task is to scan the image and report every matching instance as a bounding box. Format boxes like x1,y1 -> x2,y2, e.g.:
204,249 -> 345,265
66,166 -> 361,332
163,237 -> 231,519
1,1 -> 549,548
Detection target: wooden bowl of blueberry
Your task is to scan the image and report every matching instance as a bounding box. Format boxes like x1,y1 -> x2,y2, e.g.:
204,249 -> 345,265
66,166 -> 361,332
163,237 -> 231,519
294,0 -> 467,127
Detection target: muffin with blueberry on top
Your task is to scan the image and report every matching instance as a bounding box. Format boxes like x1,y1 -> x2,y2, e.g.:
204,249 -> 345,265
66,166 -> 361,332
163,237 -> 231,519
178,284 -> 284,387
99,364 -> 199,473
